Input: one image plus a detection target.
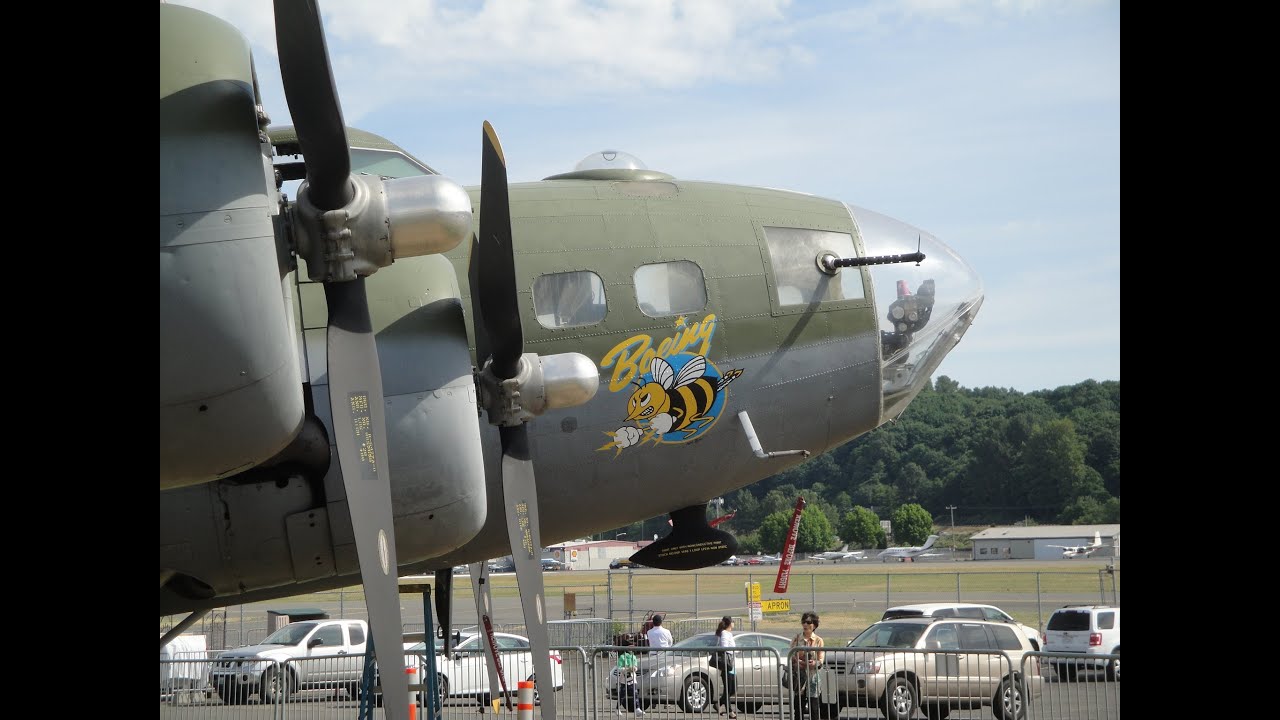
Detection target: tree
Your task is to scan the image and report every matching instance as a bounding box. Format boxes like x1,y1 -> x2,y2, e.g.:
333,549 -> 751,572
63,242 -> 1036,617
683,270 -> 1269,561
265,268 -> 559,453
795,508 -> 836,552
757,507 -> 835,553
840,506 -> 881,548
852,480 -> 898,512
890,503 -> 934,545
758,511 -> 790,552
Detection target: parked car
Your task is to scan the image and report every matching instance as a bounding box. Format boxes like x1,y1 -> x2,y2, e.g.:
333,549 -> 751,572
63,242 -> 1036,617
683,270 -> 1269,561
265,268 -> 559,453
609,558 -> 644,570
1042,605 -> 1119,681
881,603 -> 1042,650
825,616 -> 1043,720
605,631 -> 792,713
404,631 -> 564,707
489,559 -> 516,573
209,619 -> 369,705
541,558 -> 566,571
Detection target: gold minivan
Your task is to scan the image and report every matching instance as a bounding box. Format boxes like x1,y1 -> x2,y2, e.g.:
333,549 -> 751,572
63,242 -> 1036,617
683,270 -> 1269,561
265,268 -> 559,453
823,617 -> 1043,720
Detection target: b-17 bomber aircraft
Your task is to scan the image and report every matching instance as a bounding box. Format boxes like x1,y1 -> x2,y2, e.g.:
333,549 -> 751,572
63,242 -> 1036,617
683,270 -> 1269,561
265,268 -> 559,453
159,2 -> 983,718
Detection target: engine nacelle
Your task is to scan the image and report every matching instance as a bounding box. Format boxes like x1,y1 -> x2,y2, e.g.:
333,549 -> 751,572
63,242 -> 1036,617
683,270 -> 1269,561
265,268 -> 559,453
159,5 -> 304,489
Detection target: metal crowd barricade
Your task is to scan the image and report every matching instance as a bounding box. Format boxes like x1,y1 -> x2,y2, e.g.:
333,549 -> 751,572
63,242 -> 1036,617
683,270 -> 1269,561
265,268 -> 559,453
1024,651 -> 1120,720
161,638 -> 1120,720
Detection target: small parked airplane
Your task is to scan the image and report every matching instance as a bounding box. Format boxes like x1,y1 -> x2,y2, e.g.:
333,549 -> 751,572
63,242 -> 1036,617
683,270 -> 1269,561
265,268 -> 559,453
1047,532 -> 1107,559
878,534 -> 940,562
811,544 -> 866,563
758,553 -> 781,565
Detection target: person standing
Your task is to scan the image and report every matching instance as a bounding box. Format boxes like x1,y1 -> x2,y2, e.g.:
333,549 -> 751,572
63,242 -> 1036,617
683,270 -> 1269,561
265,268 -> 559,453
646,614 -> 673,649
789,611 -> 825,718
714,616 -> 738,718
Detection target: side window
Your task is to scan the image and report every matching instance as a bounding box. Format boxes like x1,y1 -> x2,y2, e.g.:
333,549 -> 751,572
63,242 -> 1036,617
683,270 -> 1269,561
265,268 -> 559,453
989,625 -> 1023,651
763,226 -> 866,306
934,608 -> 955,618
954,607 -> 985,619
497,636 -> 529,650
349,626 -> 365,645
533,271 -> 607,328
313,625 -> 344,647
635,261 -> 707,317
927,625 -> 960,651
764,638 -> 792,656
983,608 -> 1013,623
1097,611 -> 1115,630
957,624 -> 993,650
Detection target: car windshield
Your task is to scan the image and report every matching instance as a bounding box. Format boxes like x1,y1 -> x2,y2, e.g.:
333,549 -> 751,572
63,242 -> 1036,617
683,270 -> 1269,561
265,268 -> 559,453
260,622 -> 318,645
849,623 -> 922,648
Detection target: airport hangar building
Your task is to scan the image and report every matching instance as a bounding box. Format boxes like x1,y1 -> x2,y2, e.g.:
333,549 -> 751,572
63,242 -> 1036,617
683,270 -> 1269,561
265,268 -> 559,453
968,524 -> 1120,561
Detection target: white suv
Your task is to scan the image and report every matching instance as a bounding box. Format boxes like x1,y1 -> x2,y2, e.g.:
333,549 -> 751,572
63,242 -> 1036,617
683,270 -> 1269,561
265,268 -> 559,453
1042,605 -> 1119,681
882,603 -> 1041,650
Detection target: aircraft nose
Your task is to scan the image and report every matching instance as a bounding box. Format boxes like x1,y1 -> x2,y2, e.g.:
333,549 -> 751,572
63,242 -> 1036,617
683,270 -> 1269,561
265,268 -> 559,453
844,204 -> 984,421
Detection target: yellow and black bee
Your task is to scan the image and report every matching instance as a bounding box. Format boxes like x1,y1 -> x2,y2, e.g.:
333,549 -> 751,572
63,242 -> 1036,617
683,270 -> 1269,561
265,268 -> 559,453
626,355 -> 744,440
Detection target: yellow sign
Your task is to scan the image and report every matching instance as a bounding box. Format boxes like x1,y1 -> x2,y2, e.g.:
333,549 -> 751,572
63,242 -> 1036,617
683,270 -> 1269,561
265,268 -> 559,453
761,599 -> 791,613
745,581 -> 761,603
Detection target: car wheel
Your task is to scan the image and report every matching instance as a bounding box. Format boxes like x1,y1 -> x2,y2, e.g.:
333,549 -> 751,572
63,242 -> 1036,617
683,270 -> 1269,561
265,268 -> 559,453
993,677 -> 1027,720
923,703 -> 951,720
259,667 -> 293,704
681,674 -> 712,712
216,682 -> 249,705
1105,650 -> 1119,682
880,677 -> 917,720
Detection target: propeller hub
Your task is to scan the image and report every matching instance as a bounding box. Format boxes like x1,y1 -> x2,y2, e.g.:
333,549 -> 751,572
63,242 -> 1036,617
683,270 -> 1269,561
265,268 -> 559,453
476,352 -> 599,427
294,174 -> 471,283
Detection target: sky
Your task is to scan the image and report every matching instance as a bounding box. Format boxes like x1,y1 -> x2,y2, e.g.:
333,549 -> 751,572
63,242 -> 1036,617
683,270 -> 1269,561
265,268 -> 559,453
170,0 -> 1119,394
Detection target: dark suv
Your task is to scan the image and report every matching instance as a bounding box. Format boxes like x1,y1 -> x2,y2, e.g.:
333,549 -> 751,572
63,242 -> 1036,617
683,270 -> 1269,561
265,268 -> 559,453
824,617 -> 1043,720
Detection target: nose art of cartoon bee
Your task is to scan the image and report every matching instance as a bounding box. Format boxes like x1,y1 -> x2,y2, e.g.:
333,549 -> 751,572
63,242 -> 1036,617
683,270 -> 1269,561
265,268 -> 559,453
626,355 -> 742,438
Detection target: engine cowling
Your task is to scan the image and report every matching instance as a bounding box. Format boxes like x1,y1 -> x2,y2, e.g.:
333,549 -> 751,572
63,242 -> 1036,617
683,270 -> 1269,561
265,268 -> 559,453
159,5 -> 304,489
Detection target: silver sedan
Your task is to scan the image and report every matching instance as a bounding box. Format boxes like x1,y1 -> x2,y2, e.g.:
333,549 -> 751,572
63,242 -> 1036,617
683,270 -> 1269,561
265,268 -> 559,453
606,632 -> 792,713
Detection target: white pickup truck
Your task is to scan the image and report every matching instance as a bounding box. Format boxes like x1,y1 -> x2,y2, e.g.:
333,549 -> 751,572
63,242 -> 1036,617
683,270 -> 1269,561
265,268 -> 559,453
208,618 -> 371,704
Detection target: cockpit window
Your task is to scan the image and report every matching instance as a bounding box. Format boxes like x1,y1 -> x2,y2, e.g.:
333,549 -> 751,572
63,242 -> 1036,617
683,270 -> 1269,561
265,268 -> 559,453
762,227 -> 866,307
635,261 -> 707,317
349,148 -> 431,179
533,271 -> 607,328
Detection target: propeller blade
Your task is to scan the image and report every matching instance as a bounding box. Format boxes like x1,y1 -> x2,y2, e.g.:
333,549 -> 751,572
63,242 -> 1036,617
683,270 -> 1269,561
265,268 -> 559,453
466,232 -> 493,373
469,562 -> 509,712
273,0 -> 351,209
274,2 -> 407,716
500,423 -> 556,720
477,121 -> 523,379
434,569 -> 452,655
325,279 -> 409,717
475,121 -> 555,717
